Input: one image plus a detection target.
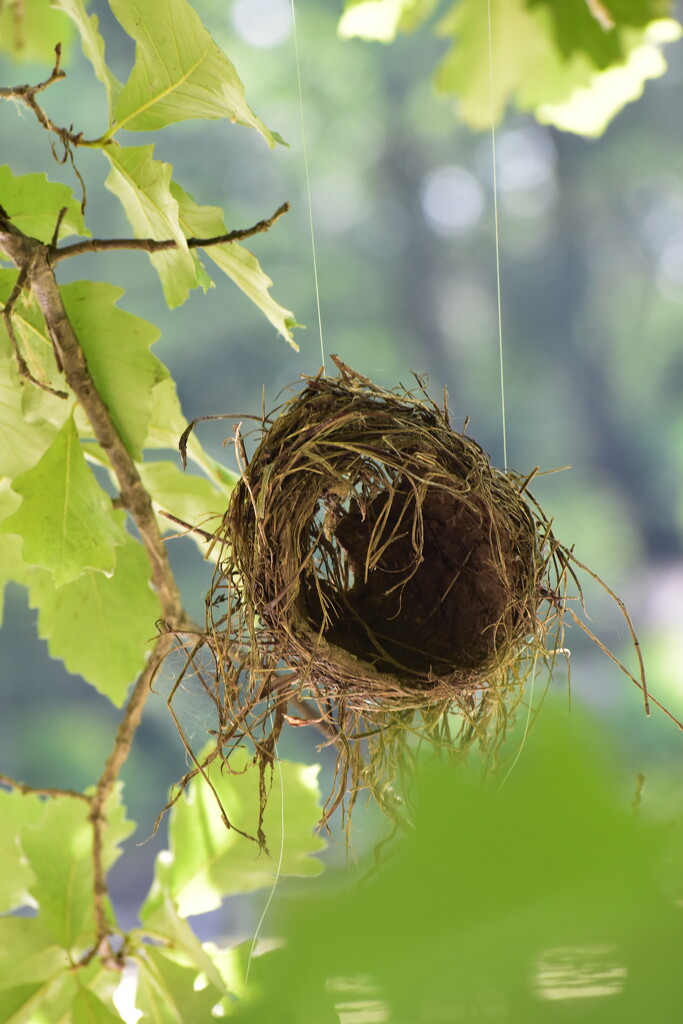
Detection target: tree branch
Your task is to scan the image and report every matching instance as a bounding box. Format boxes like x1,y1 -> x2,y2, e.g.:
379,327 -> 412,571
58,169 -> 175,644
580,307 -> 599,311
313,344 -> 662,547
52,202 -> 291,262
0,773 -> 90,802
0,211 -> 193,968
86,632 -> 175,967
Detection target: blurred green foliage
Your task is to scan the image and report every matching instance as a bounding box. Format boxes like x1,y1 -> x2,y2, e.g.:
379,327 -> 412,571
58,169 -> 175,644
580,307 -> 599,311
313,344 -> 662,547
237,706 -> 683,1022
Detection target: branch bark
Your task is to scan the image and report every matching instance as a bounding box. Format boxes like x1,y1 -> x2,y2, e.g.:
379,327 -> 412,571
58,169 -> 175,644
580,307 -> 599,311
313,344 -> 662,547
52,201 -> 291,262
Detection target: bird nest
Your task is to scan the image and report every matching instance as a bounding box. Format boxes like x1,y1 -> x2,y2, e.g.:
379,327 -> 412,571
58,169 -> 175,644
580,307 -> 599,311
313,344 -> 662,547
166,357 -> 654,838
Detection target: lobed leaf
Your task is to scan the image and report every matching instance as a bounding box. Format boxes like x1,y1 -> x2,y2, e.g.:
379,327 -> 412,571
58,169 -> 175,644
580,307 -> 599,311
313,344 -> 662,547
0,790 -> 46,913
235,708 -> 683,1022
0,357 -> 63,477
0,168 -> 88,249
28,534 -> 162,705
62,280 -> 167,460
435,0 -> 680,134
0,417 -> 127,586
19,799 -> 96,955
18,786 -> 134,956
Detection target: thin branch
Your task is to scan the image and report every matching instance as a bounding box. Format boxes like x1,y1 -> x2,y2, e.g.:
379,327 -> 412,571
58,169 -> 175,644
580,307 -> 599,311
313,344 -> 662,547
0,773 -> 90,802
86,632 -> 176,968
0,44 -> 99,150
0,212 -> 195,969
52,202 -> 291,263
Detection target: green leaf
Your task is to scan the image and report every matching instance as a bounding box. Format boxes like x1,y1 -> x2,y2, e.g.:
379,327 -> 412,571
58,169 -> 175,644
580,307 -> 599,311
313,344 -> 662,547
528,0 -> 672,67
104,145 -> 201,308
136,946 -> 223,1024
72,986 -> 123,1024
28,535 -> 162,705
0,417 -> 126,586
434,0 -> 681,134
0,914 -> 66,989
339,0 -> 440,41
160,748 -> 325,917
19,800 -> 95,954
0,358 -> 63,477
533,19 -> 682,137
137,459 -> 223,538
171,182 -> 300,348
52,0 -> 122,121
109,0 -> 276,144
0,168 -> 88,249
19,786 -> 133,956
0,0 -> 75,63
0,530 -> 27,626
236,707 -> 683,1023
0,790 -> 46,913
61,281 -> 167,460
142,377 -> 238,493
138,880 -> 228,996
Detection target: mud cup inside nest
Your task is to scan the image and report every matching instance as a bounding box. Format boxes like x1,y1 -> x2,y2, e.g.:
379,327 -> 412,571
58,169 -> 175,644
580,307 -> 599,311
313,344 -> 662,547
165,356 -> 665,839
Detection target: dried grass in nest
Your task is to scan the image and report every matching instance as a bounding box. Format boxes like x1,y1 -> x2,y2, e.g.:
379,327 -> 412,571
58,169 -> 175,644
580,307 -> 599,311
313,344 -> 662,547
165,356 -> 663,840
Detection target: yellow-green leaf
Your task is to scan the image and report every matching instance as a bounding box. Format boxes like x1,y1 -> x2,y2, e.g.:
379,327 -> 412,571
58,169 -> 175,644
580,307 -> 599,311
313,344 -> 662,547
0,167 -> 87,250
110,0 -> 276,144
1,417 -> 126,585
104,144 -> 201,308
28,536 -> 162,704
62,280 -> 167,459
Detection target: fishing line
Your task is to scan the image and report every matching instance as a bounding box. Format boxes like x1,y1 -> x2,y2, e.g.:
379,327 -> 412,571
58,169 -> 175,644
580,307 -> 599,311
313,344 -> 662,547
244,740 -> 286,987
487,0 -> 508,470
290,0 -> 326,373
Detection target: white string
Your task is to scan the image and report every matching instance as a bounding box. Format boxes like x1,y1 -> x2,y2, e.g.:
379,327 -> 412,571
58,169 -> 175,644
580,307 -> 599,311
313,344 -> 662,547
244,747 -> 285,987
290,0 -> 326,374
486,0 -> 508,471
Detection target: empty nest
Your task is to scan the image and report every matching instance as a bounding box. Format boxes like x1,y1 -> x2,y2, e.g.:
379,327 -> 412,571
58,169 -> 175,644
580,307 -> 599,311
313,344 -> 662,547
168,356 -> 654,835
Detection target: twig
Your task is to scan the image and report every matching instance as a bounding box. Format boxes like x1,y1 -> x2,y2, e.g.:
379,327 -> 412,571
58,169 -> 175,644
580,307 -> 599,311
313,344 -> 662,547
53,202 -> 291,262
0,773 -> 90,802
85,632 -> 176,967
1,262 -> 69,398
0,44 -> 97,150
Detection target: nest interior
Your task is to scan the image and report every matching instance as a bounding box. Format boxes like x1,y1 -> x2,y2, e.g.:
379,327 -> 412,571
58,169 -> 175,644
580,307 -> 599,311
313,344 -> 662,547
227,359 -> 546,695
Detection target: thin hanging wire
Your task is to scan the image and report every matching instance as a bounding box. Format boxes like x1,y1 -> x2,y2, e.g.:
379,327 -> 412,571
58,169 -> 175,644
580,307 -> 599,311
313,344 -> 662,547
291,0 -> 326,373
487,0 -> 508,470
